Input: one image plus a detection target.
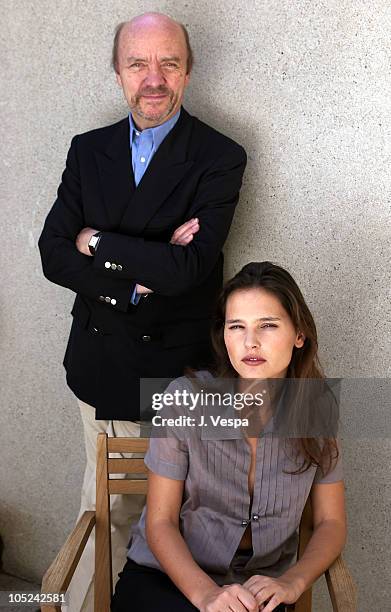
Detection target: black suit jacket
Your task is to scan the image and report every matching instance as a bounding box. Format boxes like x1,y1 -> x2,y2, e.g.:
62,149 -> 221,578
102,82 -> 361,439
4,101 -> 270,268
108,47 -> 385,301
39,107 -> 247,420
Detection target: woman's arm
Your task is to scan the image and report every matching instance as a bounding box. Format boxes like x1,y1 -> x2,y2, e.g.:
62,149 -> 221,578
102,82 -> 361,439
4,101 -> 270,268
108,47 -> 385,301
243,480 -> 346,611
146,470 -> 258,612
281,479 -> 346,592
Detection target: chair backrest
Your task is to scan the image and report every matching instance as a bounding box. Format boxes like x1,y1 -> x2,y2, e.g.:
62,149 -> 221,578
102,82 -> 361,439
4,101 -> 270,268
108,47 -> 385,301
95,433 -> 313,612
95,433 -> 149,612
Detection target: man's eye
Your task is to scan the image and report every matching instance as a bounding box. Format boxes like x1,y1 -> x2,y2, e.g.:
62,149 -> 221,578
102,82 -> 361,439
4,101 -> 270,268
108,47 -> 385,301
261,324 -> 277,329
163,63 -> 178,68
228,325 -> 244,330
130,63 -> 143,68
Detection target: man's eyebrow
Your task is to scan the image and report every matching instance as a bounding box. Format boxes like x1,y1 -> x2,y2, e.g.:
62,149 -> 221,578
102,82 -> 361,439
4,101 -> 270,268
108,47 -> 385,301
126,56 -> 181,64
225,317 -> 281,323
160,56 -> 181,62
126,56 -> 148,63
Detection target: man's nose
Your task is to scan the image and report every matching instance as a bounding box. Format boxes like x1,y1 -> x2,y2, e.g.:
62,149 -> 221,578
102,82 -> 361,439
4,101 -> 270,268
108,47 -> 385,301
143,64 -> 166,87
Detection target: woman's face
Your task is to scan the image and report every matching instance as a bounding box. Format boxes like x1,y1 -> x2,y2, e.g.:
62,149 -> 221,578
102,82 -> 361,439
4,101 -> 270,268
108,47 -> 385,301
223,288 -> 305,379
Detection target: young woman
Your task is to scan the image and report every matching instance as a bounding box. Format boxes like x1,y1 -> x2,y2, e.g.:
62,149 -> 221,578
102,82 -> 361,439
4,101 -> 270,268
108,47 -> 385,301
112,261 -> 346,612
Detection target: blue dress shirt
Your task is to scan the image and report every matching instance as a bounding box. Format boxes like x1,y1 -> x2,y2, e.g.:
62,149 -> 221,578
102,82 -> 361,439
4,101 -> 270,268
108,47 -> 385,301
129,109 -> 181,304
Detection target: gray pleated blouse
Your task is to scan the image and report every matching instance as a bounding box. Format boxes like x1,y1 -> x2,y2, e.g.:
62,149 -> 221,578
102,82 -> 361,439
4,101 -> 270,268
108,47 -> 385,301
128,371 -> 343,583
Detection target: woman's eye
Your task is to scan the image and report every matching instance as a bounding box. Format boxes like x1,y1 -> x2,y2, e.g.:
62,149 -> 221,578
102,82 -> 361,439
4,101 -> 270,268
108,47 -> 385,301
226,324 -> 277,330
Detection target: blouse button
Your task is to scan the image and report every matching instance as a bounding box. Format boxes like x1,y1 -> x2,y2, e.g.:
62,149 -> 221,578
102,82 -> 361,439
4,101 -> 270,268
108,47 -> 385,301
252,514 -> 260,521
241,519 -> 248,526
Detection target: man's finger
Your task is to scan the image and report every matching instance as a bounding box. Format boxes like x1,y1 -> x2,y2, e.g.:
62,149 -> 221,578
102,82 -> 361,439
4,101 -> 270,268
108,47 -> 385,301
171,231 -> 195,242
171,233 -> 195,245
136,284 -> 153,294
174,218 -> 198,232
171,223 -> 199,242
170,218 -> 199,240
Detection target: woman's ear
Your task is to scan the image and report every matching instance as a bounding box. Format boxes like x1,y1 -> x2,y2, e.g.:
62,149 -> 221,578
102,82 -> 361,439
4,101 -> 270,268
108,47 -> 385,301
295,332 -> 305,348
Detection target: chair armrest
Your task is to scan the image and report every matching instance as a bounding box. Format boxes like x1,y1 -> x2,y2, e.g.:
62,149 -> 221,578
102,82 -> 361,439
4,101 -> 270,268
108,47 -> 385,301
325,554 -> 357,612
41,511 -> 96,598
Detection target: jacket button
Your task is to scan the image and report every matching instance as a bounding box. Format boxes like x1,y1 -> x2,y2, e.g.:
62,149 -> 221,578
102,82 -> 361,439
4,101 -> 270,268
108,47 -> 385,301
105,296 -> 111,303
104,261 -> 111,269
252,514 -> 260,521
99,295 -> 105,302
142,335 -> 151,342
92,327 -> 99,333
111,263 -> 117,270
241,519 -> 248,526
117,264 -> 123,271
111,298 -> 117,306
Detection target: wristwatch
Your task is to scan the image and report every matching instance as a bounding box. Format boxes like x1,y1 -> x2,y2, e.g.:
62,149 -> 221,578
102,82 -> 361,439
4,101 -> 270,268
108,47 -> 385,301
88,232 -> 102,255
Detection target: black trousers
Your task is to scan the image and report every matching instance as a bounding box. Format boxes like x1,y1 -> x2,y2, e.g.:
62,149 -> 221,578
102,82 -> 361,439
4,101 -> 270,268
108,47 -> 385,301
111,558 -> 287,611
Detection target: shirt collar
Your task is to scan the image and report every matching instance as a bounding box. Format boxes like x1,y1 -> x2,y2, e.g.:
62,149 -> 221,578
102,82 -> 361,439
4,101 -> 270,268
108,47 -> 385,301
128,108 -> 181,150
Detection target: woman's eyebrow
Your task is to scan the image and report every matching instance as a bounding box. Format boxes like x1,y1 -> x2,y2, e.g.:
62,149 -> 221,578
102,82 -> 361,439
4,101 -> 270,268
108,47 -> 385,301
225,317 -> 281,323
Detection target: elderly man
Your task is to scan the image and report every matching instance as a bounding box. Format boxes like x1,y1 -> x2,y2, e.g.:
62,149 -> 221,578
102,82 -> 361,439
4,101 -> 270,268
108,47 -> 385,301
39,11 -> 247,611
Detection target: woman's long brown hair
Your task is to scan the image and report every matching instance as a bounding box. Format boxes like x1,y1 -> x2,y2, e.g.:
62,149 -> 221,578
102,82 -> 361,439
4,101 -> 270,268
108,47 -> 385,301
210,261 -> 339,477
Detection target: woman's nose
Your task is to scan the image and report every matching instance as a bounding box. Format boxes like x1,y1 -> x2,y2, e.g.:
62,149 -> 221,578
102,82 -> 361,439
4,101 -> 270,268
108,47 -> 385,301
244,332 -> 260,349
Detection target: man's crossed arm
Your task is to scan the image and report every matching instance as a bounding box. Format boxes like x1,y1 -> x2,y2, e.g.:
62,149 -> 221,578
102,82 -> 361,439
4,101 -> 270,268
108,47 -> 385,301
39,134 -> 246,312
75,218 -> 200,296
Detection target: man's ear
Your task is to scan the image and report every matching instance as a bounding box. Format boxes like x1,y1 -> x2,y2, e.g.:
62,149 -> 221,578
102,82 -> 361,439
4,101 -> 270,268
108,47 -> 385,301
115,72 -> 122,88
295,332 -> 305,348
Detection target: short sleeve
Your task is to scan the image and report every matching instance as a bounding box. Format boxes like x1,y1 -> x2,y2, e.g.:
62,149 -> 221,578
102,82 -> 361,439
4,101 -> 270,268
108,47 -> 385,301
313,439 -> 344,484
144,435 -> 189,480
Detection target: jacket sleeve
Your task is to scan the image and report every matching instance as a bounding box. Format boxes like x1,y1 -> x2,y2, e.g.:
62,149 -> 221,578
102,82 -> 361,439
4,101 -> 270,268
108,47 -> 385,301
38,136 -> 135,313
92,146 -> 247,296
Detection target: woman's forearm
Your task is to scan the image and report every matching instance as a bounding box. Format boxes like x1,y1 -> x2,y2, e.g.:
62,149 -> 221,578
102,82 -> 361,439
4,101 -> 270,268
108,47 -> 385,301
282,518 -> 346,594
146,520 -> 219,608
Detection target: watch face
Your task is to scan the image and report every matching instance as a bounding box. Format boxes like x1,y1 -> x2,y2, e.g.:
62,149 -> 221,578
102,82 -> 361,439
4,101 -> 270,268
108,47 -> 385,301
88,233 -> 100,254
89,236 -> 99,248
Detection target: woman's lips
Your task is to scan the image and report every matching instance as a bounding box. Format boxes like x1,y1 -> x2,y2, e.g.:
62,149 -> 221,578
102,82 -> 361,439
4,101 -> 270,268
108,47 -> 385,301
242,357 -> 266,366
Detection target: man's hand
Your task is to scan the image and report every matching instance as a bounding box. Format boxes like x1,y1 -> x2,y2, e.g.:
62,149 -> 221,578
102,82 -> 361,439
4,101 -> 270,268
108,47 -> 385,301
242,574 -> 304,611
75,227 -> 98,256
78,219 -> 201,294
170,218 -> 200,245
136,218 -> 201,295
135,284 -> 153,294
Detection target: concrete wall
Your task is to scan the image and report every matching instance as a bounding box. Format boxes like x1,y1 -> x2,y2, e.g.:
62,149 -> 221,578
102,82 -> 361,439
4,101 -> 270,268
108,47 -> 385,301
1,1 -> 390,609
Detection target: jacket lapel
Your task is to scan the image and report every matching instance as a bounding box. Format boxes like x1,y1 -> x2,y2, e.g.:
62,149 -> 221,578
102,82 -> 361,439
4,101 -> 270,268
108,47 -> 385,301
94,118 -> 136,229
119,108 -> 195,235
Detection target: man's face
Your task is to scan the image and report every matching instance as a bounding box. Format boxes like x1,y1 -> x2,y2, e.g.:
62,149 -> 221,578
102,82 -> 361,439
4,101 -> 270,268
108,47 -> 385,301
115,19 -> 190,129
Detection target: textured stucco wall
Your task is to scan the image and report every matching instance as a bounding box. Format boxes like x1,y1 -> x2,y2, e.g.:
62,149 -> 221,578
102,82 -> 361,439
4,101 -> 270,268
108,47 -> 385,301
1,1 -> 390,609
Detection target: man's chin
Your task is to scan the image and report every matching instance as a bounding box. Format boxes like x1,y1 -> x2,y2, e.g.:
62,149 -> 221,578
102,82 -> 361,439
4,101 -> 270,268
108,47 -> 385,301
134,102 -> 176,124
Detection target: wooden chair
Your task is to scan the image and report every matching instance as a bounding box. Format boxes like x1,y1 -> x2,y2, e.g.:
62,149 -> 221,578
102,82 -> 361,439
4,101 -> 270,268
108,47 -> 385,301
41,433 -> 357,612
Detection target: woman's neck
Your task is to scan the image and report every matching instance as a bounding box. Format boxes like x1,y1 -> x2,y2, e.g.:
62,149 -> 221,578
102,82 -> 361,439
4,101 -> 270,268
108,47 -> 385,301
236,377 -> 286,433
